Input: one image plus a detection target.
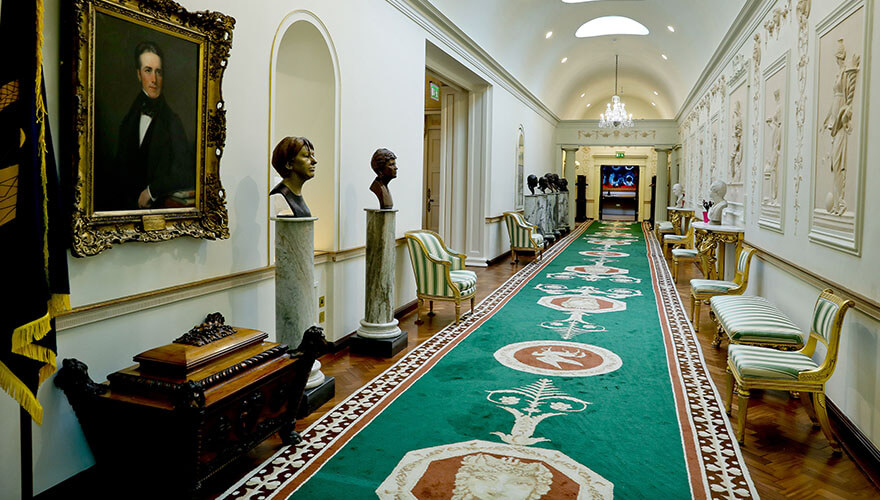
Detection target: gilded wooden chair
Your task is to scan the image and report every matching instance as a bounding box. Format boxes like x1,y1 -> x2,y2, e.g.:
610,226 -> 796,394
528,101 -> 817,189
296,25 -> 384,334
725,289 -> 854,451
405,230 -> 477,325
655,220 -> 675,241
503,211 -> 544,263
663,216 -> 695,260
689,246 -> 755,331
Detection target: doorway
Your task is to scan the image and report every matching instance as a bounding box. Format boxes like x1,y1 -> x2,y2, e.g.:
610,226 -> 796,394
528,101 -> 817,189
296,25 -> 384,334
599,165 -> 639,221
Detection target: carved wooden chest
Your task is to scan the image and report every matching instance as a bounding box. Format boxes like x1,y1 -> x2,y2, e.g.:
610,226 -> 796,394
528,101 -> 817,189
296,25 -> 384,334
56,314 -> 324,496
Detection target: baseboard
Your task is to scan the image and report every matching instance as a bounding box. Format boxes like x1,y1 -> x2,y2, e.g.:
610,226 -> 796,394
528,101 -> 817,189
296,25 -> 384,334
487,250 -> 512,266
828,398 -> 880,489
328,299 -> 419,353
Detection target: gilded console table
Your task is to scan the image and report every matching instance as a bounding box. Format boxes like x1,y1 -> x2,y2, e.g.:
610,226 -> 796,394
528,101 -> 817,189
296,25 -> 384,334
667,207 -> 695,235
691,222 -> 744,280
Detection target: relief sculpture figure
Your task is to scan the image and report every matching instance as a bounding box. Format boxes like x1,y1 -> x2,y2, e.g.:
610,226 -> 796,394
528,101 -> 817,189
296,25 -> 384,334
764,89 -> 782,203
730,101 -> 743,182
823,39 -> 860,216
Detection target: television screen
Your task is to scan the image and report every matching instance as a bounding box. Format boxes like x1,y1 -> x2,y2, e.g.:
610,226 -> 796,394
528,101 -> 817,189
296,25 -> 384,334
601,165 -> 638,191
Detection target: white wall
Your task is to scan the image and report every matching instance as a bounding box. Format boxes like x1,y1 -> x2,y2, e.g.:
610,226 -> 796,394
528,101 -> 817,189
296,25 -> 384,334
677,0 -> 880,449
0,0 -> 564,495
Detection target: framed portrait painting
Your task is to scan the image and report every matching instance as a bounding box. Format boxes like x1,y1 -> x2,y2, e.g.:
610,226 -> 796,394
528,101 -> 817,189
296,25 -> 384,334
67,0 -> 234,256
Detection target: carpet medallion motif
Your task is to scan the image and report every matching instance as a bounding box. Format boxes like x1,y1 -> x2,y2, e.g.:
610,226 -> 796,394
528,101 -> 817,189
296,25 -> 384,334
222,222 -> 757,499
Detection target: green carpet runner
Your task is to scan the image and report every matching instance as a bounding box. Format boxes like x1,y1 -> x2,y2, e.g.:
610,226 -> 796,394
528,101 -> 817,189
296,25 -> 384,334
224,222 -> 757,499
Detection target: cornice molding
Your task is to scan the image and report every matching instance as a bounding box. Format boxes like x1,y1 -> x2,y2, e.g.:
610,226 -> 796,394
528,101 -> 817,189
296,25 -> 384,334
387,0 -> 560,125
675,0 -> 776,123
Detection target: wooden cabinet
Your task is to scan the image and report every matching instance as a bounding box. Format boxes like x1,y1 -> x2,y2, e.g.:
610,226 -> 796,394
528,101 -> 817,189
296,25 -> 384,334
55,314 -> 325,496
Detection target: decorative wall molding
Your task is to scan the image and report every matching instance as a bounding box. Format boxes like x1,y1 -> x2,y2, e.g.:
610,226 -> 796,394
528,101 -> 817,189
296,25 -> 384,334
577,129 -> 657,141
792,0 -> 811,234
750,33 -> 762,220
763,0 -> 792,41
390,0 -> 560,125
729,53 -> 749,85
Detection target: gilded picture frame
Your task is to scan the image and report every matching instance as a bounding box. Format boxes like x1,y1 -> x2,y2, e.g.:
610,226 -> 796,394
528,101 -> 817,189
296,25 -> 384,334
67,0 -> 234,257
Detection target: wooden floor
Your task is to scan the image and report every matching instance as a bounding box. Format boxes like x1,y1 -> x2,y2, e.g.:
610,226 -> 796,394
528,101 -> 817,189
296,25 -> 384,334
202,233 -> 880,499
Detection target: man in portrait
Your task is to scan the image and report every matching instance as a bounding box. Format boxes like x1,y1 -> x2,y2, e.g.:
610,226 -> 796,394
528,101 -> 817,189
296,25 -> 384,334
110,41 -> 193,210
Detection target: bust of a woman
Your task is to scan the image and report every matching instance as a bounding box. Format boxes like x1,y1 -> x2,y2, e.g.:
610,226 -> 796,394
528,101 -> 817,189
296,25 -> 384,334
270,136 -> 317,217
707,180 -> 728,225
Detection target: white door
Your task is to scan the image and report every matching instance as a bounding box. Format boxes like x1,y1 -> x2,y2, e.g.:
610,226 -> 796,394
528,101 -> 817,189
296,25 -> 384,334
423,115 -> 441,232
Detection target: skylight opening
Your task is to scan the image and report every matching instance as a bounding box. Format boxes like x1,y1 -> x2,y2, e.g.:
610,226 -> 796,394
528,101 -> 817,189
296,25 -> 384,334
575,16 -> 649,38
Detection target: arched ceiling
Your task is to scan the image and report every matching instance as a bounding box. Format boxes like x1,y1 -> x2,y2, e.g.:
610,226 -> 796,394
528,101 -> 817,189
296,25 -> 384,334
426,0 -> 747,120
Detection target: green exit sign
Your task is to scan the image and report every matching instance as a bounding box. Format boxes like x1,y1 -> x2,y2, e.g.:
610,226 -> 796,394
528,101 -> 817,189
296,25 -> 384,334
616,151 -> 625,158
430,82 -> 440,101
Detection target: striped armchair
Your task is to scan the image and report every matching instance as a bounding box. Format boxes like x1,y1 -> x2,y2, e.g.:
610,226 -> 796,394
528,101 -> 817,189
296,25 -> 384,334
405,230 -> 477,325
690,246 -> 755,331
725,289 -> 854,450
503,211 -> 544,263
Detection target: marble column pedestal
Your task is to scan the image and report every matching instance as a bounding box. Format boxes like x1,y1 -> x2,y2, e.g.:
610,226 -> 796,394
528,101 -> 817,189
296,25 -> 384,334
352,209 -> 407,358
524,194 -> 554,245
274,216 -> 332,414
558,193 -> 570,232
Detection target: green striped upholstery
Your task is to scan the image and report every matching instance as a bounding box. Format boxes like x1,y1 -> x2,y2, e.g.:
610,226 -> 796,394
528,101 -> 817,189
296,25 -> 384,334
450,270 -> 477,295
405,232 -> 473,298
729,344 -> 818,380
811,297 -> 839,343
710,295 -> 803,345
671,248 -> 698,257
504,212 -> 542,250
691,279 -> 738,294
736,248 -> 752,274
664,234 -> 686,243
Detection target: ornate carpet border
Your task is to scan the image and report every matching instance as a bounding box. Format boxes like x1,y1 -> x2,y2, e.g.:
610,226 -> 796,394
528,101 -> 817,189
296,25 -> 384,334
641,222 -> 759,499
221,222 -> 594,499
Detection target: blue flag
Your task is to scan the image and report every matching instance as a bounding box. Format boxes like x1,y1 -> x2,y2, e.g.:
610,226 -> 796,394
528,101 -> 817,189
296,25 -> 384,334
0,0 -> 70,425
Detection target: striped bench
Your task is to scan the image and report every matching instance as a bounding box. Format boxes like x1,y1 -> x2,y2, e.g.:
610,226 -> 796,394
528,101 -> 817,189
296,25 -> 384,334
709,295 -> 804,350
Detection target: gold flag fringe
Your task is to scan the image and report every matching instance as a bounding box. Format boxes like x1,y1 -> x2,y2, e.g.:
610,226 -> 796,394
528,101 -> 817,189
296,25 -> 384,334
0,363 -> 44,425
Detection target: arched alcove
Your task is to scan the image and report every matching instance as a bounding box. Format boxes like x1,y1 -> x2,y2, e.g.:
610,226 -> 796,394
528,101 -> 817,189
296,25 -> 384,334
270,13 -> 339,252
516,126 -> 525,210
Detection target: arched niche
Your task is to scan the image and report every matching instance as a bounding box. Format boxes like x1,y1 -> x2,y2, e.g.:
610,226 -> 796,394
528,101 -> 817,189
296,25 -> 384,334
516,126 -> 525,210
270,12 -> 340,252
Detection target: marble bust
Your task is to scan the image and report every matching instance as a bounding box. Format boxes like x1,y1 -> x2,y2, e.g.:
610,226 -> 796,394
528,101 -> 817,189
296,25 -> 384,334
369,148 -> 398,209
527,174 -> 538,195
707,180 -> 728,225
672,183 -> 685,208
270,136 -> 317,217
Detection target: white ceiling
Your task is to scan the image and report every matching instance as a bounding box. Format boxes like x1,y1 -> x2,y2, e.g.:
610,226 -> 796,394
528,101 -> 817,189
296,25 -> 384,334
427,0 -> 747,120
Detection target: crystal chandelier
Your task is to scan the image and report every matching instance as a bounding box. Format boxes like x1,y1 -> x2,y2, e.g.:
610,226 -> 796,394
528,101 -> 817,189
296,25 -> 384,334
599,55 -> 634,128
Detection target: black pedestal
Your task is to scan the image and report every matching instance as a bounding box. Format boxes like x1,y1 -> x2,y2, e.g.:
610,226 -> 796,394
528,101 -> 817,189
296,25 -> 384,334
350,330 -> 408,358
297,376 -> 335,418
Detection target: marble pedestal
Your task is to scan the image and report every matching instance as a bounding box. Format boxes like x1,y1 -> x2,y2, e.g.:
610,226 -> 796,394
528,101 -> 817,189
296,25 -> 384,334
525,194 -> 554,244
547,193 -> 561,238
354,209 -> 407,358
556,192 -> 570,233
274,216 -> 319,350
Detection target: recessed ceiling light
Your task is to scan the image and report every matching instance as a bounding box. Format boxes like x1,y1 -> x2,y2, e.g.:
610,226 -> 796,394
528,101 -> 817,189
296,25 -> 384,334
586,103 -> 591,107
561,57 -> 568,63
575,16 -> 650,38
661,54 -> 668,60
546,31 -> 553,39
667,25 -> 675,32
651,102 -> 656,106
653,91 -> 658,95
580,92 -> 585,98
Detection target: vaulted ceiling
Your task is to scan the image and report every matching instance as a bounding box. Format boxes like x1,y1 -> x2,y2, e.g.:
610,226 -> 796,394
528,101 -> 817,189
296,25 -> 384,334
427,0 -> 747,120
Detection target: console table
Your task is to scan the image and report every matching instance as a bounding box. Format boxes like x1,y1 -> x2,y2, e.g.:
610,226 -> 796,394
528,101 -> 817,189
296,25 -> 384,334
691,222 -> 744,280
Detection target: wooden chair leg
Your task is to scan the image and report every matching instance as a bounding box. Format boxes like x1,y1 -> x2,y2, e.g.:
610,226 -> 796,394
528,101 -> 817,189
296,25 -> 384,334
692,296 -> 701,332
454,300 -> 461,325
511,250 -> 517,264
800,391 -> 821,429
428,300 -> 435,317
812,392 -> 841,453
416,298 -> 424,325
672,258 -> 679,283
470,296 -> 475,314
724,370 -> 735,415
735,386 -> 750,444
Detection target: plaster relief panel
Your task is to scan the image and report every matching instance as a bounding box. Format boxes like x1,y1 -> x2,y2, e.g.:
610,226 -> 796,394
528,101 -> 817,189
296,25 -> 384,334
810,0 -> 869,255
759,52 -> 789,232
727,78 -> 748,225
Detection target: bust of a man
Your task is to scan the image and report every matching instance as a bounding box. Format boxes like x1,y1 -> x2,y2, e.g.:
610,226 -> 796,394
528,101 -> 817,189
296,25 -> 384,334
547,174 -> 561,192
538,176 -> 549,193
270,136 -> 317,217
369,148 -> 398,209
672,183 -> 685,208
527,174 -> 538,195
707,180 -> 728,224
559,178 -> 569,192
